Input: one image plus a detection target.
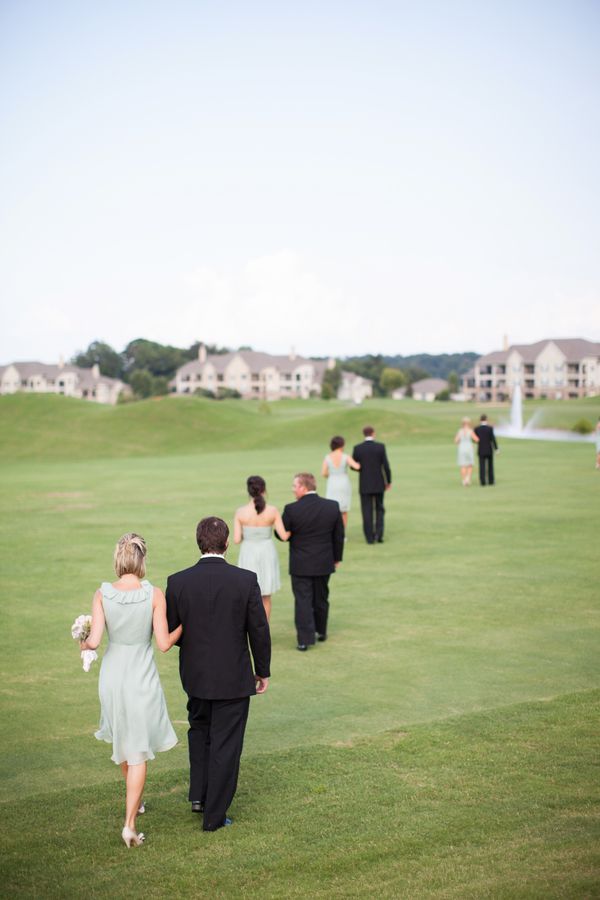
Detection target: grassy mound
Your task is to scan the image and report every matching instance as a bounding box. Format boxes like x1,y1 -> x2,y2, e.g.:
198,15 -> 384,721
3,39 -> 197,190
1,393 -> 598,461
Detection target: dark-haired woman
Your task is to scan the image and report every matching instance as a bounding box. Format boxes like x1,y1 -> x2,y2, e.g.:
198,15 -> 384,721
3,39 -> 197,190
234,476 -> 289,621
321,436 -> 360,530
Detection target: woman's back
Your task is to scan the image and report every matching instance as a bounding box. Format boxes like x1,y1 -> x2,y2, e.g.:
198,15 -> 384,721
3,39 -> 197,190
236,502 -> 279,527
101,580 -> 153,645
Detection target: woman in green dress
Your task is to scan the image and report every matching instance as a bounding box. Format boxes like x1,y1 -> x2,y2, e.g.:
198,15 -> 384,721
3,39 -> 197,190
80,533 -> 181,847
234,476 -> 289,622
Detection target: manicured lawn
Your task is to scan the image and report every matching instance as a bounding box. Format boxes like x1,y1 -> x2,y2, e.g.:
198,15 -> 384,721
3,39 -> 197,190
0,395 -> 598,896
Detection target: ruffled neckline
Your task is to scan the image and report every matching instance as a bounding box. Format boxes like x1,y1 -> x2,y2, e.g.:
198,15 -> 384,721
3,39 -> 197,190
101,579 -> 152,604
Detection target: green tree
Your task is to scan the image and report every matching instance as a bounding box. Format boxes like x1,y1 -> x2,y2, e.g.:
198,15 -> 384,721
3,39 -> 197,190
448,370 -> 459,393
71,341 -> 124,379
379,367 -> 405,394
129,369 -> 155,398
321,363 -> 341,400
124,339 -> 189,379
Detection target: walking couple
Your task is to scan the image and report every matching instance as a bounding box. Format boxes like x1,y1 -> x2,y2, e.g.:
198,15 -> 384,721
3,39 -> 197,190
81,519 -> 271,845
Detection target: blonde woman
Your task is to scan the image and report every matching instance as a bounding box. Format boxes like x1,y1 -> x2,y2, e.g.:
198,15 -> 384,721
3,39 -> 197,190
80,533 -> 181,847
454,417 -> 479,486
234,476 -> 289,622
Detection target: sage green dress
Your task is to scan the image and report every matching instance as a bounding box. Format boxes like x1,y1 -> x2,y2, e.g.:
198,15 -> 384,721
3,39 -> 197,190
95,580 -> 177,765
324,453 -> 352,512
238,526 -> 281,595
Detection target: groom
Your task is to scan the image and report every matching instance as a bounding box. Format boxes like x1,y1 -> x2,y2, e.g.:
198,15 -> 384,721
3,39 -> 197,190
166,517 -> 271,831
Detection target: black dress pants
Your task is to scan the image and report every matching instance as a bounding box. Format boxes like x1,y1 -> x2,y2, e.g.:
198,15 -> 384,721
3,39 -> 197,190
291,574 -> 330,645
360,492 -> 385,542
187,695 -> 250,830
479,454 -> 494,485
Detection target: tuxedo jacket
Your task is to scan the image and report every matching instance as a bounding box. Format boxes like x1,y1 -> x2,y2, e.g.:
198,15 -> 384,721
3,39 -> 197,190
474,424 -> 498,457
352,440 -> 392,494
281,493 -> 344,576
166,557 -> 271,700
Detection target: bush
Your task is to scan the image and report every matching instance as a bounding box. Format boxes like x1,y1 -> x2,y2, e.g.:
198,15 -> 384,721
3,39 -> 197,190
435,389 -> 450,402
572,418 -> 594,435
194,388 -> 215,398
216,387 -> 242,400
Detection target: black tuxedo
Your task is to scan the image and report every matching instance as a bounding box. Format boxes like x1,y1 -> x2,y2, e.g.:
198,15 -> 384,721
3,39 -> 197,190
166,557 -> 271,830
352,438 -> 392,543
281,493 -> 344,645
473,423 -> 498,485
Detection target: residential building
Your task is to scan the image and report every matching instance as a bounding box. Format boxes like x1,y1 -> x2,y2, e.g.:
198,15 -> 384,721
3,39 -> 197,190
462,338 -> 600,401
0,360 -> 126,404
412,378 -> 449,401
173,345 -> 330,400
337,371 -> 373,403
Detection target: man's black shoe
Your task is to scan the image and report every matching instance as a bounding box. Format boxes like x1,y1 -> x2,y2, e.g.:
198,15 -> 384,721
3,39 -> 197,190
297,643 -> 308,651
317,633 -> 327,642
203,817 -> 232,831
377,538 -> 384,543
191,800 -> 204,813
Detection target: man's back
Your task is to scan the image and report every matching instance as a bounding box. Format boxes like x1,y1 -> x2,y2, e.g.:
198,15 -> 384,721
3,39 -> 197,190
474,424 -> 497,456
282,494 -> 344,576
353,440 -> 391,493
166,558 -> 270,699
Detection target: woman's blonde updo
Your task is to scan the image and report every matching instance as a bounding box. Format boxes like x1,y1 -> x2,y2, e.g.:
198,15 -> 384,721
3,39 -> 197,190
113,532 -> 147,578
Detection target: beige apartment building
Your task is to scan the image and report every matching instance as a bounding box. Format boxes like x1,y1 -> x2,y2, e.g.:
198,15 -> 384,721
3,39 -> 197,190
462,338 -> 600,402
0,360 -> 126,404
173,345 -> 331,399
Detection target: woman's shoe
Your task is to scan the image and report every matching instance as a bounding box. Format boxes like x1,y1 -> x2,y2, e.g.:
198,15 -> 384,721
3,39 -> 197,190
122,826 -> 145,847
137,803 -> 145,814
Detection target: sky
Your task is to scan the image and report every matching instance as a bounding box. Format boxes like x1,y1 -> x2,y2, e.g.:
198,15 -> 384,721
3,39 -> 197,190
1,0 -> 599,364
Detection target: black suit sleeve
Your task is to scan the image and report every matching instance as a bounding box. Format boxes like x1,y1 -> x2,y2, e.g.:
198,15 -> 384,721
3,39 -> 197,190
246,578 -> 271,677
382,447 -> 391,485
165,576 -> 180,631
492,429 -> 498,451
333,509 -> 345,563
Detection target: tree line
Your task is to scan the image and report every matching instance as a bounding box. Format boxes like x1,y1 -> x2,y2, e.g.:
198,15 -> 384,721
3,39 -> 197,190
73,340 -> 479,400
71,339 -> 230,399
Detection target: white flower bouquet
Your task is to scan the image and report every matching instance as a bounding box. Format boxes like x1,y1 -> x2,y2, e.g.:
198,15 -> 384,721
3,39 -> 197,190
71,614 -> 97,672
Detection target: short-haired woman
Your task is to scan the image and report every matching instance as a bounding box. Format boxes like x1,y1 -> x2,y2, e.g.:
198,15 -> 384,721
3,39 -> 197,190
80,533 -> 182,847
454,417 -> 479,486
321,436 -> 360,529
234,476 -> 289,621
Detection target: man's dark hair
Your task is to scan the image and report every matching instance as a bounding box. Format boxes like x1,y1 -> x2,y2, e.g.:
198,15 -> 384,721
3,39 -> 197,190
480,414 -> 488,422
363,425 -> 375,437
196,517 -> 229,553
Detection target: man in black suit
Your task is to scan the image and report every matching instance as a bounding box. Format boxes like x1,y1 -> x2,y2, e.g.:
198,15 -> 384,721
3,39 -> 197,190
166,517 -> 271,832
280,472 -> 344,651
474,414 -> 499,486
352,426 -> 392,544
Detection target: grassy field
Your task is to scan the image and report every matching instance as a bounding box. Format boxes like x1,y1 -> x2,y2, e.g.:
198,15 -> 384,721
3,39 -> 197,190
1,394 -> 599,897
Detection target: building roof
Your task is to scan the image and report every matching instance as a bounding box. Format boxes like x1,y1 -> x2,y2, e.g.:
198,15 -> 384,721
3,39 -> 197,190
412,378 -> 448,393
341,370 -> 373,385
476,338 -> 600,368
177,349 -> 323,377
4,361 -> 122,386
549,338 -> 600,361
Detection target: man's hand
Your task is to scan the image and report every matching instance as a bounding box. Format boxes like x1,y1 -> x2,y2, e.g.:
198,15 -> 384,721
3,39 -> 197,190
255,676 -> 269,694
385,484 -> 392,491
334,561 -> 341,569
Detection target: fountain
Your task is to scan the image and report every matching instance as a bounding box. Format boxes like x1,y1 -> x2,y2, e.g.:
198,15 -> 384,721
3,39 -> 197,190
495,384 -> 594,442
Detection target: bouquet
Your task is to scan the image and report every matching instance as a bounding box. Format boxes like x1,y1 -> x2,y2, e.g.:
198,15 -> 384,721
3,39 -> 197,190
71,614 -> 97,672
